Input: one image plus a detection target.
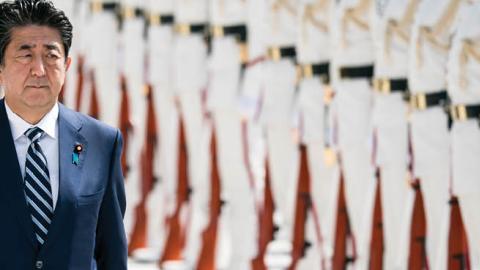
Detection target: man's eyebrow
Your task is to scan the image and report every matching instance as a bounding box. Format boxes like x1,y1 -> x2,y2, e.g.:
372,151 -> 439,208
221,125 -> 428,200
44,44 -> 61,52
18,44 -> 34,50
16,44 -> 61,52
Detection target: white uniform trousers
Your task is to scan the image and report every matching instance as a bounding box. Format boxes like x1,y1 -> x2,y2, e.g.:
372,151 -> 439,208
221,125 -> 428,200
145,24 -> 178,258
334,79 -> 376,270
209,37 -> 258,269
263,60 -> 299,244
372,93 -> 412,270
173,34 -> 210,267
410,108 -> 450,270
452,120 -> 480,270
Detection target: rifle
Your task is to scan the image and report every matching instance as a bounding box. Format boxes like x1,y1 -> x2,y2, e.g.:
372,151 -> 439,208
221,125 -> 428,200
447,198 -> 470,269
407,128 -> 428,270
369,169 -> 384,270
252,156 -> 275,270
88,70 -> 99,119
128,84 -> 158,255
119,74 -> 133,177
159,116 -> 191,264
196,126 -> 223,270
289,145 -> 312,270
75,55 -> 85,112
332,163 -> 356,270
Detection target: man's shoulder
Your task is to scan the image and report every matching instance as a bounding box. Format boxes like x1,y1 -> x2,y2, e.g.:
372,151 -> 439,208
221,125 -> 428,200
59,103 -> 120,140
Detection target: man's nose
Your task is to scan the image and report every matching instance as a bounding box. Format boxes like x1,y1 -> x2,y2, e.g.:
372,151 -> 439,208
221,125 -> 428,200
30,55 -> 46,77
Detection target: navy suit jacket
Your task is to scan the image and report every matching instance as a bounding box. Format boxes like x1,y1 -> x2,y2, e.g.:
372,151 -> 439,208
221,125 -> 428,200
0,99 -> 127,270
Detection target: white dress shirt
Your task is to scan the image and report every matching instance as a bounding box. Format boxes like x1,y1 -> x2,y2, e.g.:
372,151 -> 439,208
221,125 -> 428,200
5,101 -> 59,210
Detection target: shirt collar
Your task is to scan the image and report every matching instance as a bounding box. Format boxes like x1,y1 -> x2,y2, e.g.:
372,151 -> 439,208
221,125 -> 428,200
5,101 -> 59,141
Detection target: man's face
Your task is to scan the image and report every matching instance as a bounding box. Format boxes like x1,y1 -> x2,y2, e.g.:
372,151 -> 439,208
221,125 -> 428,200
0,25 -> 71,113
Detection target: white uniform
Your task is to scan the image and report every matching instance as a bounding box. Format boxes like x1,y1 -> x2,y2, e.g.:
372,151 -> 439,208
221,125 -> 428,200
119,0 -> 147,242
173,0 -> 210,267
371,0 -> 417,269
331,0 -> 376,268
447,2 -> 480,269
295,0 -> 339,268
240,0 -> 269,208
207,1 -> 258,269
240,0 -> 270,265
50,0 -> 78,110
408,0 -> 467,268
85,0 -> 121,126
138,0 -> 176,261
262,2 -> 299,256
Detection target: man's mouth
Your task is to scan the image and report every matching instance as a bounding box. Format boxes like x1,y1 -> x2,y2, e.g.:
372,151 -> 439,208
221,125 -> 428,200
26,85 -> 48,89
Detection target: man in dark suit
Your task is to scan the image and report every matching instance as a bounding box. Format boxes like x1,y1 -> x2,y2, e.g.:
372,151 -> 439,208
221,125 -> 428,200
0,0 -> 128,269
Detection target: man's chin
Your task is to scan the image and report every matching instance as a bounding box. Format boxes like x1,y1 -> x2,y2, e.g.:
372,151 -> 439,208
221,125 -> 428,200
24,98 -> 55,110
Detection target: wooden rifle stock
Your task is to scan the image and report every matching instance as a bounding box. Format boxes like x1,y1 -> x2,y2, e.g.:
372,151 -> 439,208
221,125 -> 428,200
447,197 -> 470,270
159,116 -> 190,264
252,157 -> 275,270
128,85 -> 158,255
332,169 -> 354,270
408,180 -> 428,270
119,75 -> 133,177
369,169 -> 384,270
289,145 -> 312,270
88,70 -> 99,119
75,56 -> 84,111
196,127 -> 222,270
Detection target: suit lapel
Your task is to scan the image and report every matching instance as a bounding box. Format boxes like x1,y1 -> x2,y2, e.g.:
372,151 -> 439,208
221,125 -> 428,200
40,104 -> 87,252
0,99 -> 36,247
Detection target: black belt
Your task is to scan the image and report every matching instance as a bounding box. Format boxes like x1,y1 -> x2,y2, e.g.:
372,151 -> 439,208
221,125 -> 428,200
372,78 -> 408,94
175,23 -> 208,35
298,62 -> 330,83
408,90 -> 448,110
450,104 -> 480,121
148,14 -> 174,26
339,65 -> 374,79
211,24 -> 247,43
267,46 -> 296,61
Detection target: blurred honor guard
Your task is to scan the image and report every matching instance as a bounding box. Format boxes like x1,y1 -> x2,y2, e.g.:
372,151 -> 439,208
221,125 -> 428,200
447,2 -> 480,269
118,0 -> 147,241
408,0 -> 467,268
295,0 -> 338,268
261,0 -> 299,267
207,0 -> 259,269
330,0 -> 376,268
172,0 -> 211,267
240,0 -> 271,267
141,0 -> 177,262
50,0 -> 77,109
371,0 -> 419,268
86,0 -> 121,126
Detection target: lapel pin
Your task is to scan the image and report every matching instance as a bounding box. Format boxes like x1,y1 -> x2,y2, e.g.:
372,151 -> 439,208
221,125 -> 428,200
72,143 -> 83,165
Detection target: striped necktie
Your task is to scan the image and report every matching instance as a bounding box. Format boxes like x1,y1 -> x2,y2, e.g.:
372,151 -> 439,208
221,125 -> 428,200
24,127 -> 54,247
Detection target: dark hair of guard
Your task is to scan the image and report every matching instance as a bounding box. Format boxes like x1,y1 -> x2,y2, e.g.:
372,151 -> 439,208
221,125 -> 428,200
0,0 -> 73,66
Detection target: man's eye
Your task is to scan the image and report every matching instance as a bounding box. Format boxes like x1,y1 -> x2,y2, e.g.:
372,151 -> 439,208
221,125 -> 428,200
17,54 -> 32,58
46,53 -> 60,59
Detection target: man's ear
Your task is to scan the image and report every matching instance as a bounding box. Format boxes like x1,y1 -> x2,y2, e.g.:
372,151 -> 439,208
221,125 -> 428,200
65,56 -> 72,72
